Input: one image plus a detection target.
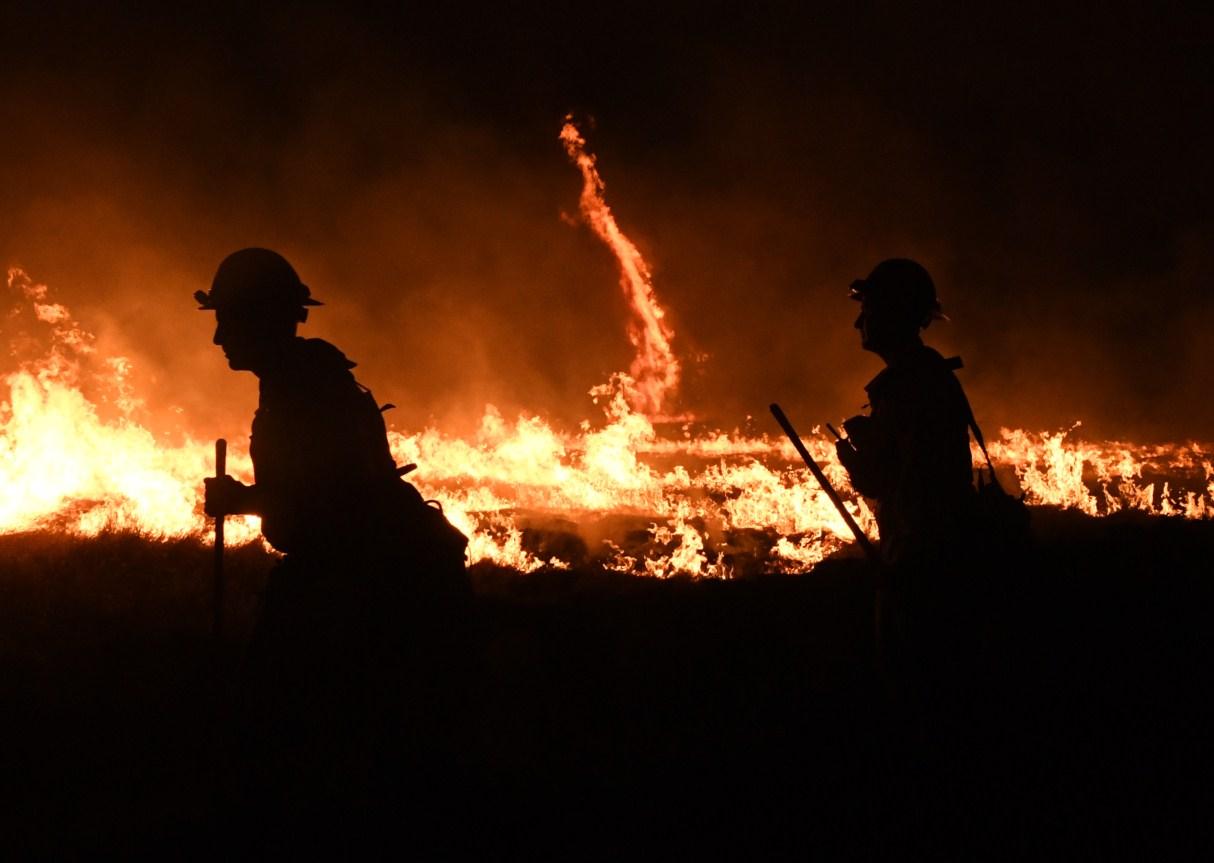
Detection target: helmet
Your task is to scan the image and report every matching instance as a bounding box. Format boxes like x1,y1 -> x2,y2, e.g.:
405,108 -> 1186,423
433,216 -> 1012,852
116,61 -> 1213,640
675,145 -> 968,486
194,248 -> 322,320
848,258 -> 946,322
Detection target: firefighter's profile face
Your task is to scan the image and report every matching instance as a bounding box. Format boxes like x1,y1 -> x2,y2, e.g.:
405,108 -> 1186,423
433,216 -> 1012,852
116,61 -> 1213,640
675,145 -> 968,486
855,299 -> 917,353
212,306 -> 292,371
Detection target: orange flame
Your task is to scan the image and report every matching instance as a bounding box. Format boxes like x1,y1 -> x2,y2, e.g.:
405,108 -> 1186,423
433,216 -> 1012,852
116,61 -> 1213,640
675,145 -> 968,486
990,426 -> 1213,519
2,126 -> 1212,577
560,119 -> 681,419
0,268 -> 261,544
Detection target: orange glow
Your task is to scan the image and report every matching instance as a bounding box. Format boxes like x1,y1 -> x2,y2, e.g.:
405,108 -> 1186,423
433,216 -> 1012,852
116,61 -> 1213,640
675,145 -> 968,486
2,129 -> 1211,577
0,268 -> 261,546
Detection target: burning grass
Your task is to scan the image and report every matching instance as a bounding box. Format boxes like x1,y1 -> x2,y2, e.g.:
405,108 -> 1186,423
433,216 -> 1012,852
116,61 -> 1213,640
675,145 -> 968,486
3,121 -> 1213,579
4,256 -> 1211,580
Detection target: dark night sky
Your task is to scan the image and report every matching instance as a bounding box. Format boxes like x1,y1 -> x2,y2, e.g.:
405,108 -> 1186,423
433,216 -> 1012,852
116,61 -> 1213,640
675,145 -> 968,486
1,2 -> 1211,443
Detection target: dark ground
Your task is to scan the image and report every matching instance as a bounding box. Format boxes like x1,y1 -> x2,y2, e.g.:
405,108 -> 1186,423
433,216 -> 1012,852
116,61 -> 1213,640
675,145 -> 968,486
1,509 -> 1211,856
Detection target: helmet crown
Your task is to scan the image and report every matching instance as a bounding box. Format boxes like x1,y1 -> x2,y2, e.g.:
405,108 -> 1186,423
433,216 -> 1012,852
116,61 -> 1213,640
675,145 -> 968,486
195,248 -> 322,319
848,258 -> 944,322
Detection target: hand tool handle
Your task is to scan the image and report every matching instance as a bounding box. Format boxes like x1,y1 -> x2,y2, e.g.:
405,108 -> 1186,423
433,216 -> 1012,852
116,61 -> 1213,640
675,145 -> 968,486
213,439 -> 227,639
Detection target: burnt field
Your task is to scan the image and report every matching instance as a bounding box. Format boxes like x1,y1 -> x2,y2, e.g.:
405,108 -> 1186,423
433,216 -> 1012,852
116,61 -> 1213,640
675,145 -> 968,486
2,509 -> 1212,855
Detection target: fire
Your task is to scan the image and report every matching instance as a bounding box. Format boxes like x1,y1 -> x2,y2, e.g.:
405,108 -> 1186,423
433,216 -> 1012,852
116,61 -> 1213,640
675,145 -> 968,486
560,119 -> 681,419
990,427 -> 1213,519
0,268 -> 262,545
2,126 -> 1212,577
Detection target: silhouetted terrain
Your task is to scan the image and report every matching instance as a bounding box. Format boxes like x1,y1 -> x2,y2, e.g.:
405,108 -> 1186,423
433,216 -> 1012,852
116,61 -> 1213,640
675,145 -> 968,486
2,510 -> 1211,855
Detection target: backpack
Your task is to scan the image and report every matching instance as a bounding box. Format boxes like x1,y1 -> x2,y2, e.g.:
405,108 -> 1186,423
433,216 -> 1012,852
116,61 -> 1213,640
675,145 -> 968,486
393,477 -> 470,580
351,381 -> 470,581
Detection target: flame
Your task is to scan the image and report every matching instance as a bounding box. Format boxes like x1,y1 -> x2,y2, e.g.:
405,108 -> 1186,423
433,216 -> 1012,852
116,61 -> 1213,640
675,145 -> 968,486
0,268 -> 261,545
2,127 -> 1212,577
560,119 -> 681,419
989,426 -> 1214,519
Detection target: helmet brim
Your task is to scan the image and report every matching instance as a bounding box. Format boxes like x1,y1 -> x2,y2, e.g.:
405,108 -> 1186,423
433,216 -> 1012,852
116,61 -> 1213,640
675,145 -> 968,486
848,281 -> 947,320
194,288 -> 324,310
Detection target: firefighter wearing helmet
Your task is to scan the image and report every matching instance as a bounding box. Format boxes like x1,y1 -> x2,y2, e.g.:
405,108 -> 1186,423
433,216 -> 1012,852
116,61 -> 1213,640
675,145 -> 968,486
197,248 -> 469,824
196,247 -> 401,551
833,259 -> 986,716
834,258 -> 973,567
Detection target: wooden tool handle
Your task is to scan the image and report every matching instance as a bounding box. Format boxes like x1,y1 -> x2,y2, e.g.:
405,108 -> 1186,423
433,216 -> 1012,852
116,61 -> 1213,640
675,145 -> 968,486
213,438 -> 227,639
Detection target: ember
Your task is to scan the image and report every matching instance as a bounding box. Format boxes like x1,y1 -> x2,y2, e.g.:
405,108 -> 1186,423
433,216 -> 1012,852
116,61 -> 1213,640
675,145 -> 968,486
2,125 -> 1211,574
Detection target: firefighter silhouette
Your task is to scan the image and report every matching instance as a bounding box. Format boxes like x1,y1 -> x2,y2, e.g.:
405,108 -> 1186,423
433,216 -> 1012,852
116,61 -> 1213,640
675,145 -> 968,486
198,248 -> 469,827
834,258 -> 975,569
834,258 -> 988,743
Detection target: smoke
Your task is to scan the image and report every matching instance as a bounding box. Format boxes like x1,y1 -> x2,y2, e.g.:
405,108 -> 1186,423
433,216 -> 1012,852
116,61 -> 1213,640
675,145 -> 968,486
1,4 -> 1210,445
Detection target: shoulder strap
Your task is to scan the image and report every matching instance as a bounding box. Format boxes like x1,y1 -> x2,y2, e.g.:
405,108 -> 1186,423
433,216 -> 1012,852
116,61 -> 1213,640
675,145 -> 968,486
946,357 -> 1001,489
962,394 -> 997,476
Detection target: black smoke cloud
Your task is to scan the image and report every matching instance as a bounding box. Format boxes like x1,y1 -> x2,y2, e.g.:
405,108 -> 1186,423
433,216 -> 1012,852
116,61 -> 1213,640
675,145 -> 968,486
1,3 -> 1210,445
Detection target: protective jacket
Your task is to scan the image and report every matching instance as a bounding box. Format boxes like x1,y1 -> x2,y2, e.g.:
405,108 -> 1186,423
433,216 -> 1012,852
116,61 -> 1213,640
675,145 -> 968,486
250,337 -> 409,555
845,345 -> 975,567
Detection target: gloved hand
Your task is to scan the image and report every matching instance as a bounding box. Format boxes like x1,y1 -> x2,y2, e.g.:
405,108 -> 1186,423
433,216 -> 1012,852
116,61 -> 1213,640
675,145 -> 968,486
841,414 -> 881,452
835,438 -> 860,470
204,475 -> 255,517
